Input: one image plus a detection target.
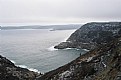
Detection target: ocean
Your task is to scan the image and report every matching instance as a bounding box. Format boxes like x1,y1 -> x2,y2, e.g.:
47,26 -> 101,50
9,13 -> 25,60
0,29 -> 86,73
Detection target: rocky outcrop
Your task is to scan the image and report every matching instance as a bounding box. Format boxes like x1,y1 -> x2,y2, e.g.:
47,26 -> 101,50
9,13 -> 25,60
54,22 -> 121,50
37,34 -> 121,80
0,55 -> 40,80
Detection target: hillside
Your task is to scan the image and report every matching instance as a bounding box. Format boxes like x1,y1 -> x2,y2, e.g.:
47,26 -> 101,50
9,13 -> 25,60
55,22 -> 121,50
37,22 -> 121,80
38,33 -> 121,80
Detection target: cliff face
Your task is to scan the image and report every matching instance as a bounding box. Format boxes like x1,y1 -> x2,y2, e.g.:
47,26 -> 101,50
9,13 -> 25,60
38,35 -> 121,80
0,55 -> 39,80
37,22 -> 121,80
54,22 -> 121,50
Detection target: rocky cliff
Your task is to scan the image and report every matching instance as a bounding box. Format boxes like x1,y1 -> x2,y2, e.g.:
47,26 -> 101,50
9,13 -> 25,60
38,34 -> 121,80
54,22 -> 121,50
36,22 -> 121,80
0,55 -> 40,80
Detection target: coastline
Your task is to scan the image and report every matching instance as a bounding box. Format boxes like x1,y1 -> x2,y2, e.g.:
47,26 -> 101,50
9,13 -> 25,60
82,49 -> 90,52
0,55 -> 39,80
38,37 -> 121,80
9,59 -> 41,73
47,29 -> 77,51
16,65 -> 40,73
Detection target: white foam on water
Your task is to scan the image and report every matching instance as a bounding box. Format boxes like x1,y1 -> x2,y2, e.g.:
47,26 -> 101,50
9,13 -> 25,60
5,57 -> 40,73
82,49 -> 90,52
10,61 -> 41,73
76,49 -> 80,50
63,48 -> 81,51
17,65 -> 27,68
47,46 -> 58,51
28,68 -> 40,73
10,60 -> 16,64
63,48 -> 72,50
66,48 -> 72,50
17,65 -> 40,73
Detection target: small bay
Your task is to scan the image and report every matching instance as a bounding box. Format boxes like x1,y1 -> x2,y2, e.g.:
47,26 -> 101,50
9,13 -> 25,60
0,29 -> 85,73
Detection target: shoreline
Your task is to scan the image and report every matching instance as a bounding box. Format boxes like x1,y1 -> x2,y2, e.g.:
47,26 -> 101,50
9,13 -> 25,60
9,59 -> 41,73
38,38 -> 119,79
47,29 -> 77,51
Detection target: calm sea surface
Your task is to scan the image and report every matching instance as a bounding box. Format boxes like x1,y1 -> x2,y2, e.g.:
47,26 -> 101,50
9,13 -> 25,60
0,29 -> 86,73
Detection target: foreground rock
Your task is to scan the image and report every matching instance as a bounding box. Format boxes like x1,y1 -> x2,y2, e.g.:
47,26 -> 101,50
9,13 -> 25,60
38,34 -> 121,80
0,55 -> 40,80
54,22 -> 121,50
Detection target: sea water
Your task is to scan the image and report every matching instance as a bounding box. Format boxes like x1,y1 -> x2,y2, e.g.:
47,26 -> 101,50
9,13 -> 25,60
0,29 -> 86,73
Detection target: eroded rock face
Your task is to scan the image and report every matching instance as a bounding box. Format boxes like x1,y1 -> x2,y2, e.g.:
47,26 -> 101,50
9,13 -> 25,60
55,22 -> 121,50
38,35 -> 121,80
0,55 -> 39,80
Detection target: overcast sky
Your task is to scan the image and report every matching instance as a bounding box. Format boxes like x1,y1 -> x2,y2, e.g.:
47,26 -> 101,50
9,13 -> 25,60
0,0 -> 121,25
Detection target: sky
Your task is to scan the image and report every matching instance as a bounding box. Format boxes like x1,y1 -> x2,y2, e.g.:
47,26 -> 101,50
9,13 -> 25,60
0,0 -> 121,25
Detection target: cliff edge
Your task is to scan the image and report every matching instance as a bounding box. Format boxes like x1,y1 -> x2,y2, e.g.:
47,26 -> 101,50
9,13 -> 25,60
54,22 -> 121,50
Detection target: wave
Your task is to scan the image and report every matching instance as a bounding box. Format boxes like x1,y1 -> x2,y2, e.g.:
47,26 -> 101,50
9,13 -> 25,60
82,49 -> 90,52
63,48 -> 81,51
47,46 -> 58,51
76,49 -> 80,50
63,48 -> 72,50
9,60 -> 40,73
17,65 -> 40,73
10,60 -> 16,64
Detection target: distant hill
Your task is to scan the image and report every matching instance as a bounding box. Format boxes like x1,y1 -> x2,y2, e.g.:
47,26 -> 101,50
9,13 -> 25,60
0,24 -> 81,30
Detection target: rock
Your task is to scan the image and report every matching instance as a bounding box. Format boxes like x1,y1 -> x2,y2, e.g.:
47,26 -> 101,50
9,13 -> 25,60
54,42 -> 70,49
55,22 -> 121,50
0,55 -> 40,80
37,34 -> 121,80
